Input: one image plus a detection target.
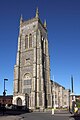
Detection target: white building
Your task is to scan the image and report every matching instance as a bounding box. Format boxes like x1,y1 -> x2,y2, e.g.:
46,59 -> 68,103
51,80 -> 70,108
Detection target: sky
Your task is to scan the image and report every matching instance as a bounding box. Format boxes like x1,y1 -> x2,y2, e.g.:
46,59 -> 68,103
0,0 -> 80,95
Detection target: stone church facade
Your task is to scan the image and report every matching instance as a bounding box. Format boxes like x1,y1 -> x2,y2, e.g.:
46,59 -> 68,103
13,8 -> 52,110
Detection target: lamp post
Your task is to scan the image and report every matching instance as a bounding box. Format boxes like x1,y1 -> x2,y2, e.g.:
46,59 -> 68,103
3,78 -> 8,115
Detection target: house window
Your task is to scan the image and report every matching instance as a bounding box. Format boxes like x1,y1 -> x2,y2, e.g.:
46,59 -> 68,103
29,34 -> 32,48
25,35 -> 28,48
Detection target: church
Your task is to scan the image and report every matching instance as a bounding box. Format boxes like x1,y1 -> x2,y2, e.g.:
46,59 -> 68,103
13,8 -> 52,110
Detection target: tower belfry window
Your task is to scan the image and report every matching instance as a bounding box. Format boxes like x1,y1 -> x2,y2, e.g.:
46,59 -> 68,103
25,34 -> 32,49
29,34 -> 32,48
25,35 -> 28,49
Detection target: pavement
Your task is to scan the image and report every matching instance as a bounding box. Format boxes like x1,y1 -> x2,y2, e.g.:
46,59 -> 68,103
0,110 -> 26,120
0,115 -> 23,120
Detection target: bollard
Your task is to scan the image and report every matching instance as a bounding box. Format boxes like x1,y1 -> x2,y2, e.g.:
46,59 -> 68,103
52,108 -> 54,115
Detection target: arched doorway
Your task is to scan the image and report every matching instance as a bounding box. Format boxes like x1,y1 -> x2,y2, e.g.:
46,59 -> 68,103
17,97 -> 22,109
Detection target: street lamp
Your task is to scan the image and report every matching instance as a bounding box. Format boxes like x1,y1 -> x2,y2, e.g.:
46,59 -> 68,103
3,78 -> 8,115
3,79 -> 8,96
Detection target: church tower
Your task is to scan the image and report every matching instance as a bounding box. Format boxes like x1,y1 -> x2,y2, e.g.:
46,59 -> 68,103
13,8 -> 52,110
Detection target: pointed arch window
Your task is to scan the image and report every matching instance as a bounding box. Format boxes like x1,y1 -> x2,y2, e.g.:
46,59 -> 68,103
29,34 -> 32,48
25,35 -> 28,49
23,73 -> 32,94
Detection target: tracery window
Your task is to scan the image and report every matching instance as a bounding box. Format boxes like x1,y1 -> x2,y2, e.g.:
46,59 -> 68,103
29,34 -> 32,48
24,79 -> 31,85
24,88 -> 31,94
23,73 -> 32,94
25,34 -> 32,49
25,35 -> 28,49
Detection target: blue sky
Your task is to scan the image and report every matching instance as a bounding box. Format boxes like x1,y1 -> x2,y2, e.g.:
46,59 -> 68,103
0,0 -> 80,95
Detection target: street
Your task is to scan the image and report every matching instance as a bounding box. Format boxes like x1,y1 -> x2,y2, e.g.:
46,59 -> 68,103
0,110 -> 80,120
19,112 -> 77,120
